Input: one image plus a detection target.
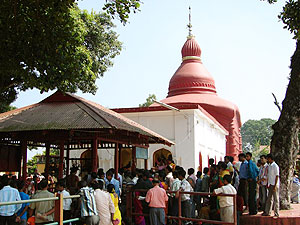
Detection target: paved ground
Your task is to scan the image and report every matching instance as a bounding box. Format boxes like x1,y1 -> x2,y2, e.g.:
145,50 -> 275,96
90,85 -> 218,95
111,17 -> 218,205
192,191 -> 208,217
240,203 -> 300,225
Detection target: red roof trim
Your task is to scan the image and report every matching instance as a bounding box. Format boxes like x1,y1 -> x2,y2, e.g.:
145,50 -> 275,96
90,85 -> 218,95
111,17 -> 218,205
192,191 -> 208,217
41,91 -> 80,103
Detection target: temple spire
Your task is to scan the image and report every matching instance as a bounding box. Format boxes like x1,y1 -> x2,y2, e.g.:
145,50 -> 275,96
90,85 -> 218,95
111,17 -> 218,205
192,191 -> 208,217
187,6 -> 193,39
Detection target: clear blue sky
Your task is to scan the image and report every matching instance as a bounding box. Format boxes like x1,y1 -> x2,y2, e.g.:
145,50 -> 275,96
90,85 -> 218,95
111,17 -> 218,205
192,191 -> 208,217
14,0 -> 295,124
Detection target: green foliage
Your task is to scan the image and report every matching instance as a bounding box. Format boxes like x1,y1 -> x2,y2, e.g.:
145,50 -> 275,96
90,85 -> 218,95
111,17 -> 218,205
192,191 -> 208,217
139,94 -> 157,107
80,10 -> 122,77
103,0 -> 141,25
0,88 -> 18,113
27,154 -> 38,175
0,1 -> 122,107
241,118 -> 276,151
0,104 -> 17,113
279,0 -> 300,39
50,148 -> 60,156
263,0 -> 300,40
27,148 -> 59,174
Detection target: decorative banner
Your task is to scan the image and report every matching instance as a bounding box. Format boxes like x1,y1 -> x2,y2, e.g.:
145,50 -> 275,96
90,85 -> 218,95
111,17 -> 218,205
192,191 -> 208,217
136,147 -> 148,159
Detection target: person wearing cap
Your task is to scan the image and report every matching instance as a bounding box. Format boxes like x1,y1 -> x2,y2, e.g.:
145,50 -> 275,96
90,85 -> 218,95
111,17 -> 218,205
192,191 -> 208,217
145,179 -> 168,225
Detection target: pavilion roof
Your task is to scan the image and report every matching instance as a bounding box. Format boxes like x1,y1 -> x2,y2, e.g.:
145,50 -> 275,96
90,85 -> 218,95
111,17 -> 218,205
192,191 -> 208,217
0,91 -> 174,146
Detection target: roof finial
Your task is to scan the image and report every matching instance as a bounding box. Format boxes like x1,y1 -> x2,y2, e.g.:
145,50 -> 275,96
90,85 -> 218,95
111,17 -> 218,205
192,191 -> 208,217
187,6 -> 193,39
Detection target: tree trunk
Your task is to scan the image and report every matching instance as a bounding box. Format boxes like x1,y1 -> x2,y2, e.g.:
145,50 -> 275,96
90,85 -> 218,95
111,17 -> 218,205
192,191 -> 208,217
271,41 -> 300,210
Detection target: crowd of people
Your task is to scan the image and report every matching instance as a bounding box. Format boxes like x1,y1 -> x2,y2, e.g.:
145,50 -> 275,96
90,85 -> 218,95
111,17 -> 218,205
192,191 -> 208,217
0,152 -> 281,225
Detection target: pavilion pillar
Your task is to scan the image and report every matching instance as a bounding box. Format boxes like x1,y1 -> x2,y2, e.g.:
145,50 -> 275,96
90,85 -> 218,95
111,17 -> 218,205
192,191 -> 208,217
66,143 -> 70,177
114,143 -> 119,179
119,144 -> 122,169
21,141 -> 27,181
58,141 -> 64,179
92,138 -> 98,173
131,146 -> 136,172
45,143 -> 50,178
144,159 -> 148,170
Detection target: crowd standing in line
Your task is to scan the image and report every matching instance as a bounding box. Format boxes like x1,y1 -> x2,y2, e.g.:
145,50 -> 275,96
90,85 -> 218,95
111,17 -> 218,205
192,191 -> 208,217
0,152 -> 283,225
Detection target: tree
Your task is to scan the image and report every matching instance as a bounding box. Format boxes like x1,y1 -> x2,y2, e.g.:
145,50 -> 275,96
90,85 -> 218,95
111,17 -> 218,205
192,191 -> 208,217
27,148 -> 60,175
27,154 -> 38,175
0,104 -> 17,114
263,0 -> 300,209
241,118 -> 276,151
139,94 -> 157,107
0,0 -> 142,111
103,0 -> 141,25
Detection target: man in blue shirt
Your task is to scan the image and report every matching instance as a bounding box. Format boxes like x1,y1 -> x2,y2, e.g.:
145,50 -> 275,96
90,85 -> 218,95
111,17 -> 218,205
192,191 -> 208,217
0,176 -> 22,225
238,153 -> 248,211
16,180 -> 30,225
105,171 -> 120,198
246,152 -> 259,215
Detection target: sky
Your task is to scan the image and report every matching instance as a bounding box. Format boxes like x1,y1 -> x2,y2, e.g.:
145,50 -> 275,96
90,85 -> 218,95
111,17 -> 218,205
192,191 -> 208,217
13,0 -> 296,126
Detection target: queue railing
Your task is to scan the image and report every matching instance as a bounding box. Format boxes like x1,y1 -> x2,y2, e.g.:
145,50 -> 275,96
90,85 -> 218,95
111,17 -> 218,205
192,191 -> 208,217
0,193 -> 80,225
126,188 -> 237,225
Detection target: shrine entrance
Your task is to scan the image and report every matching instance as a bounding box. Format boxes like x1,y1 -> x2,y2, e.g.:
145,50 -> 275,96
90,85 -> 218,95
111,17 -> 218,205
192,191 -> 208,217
80,149 -> 99,174
153,148 -> 172,168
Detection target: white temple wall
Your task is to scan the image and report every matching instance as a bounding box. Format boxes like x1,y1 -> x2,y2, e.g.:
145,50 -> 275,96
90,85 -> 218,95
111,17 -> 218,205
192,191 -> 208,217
193,110 -> 228,170
121,109 -> 227,171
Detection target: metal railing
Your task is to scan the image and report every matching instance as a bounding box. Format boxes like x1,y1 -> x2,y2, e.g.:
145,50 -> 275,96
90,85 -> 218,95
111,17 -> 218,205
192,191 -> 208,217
0,188 -> 237,225
0,194 -> 80,225
126,188 -> 237,225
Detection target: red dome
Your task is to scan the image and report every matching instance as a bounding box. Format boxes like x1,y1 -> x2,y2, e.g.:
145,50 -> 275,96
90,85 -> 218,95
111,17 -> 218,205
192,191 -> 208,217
158,36 -> 242,159
167,37 -> 216,97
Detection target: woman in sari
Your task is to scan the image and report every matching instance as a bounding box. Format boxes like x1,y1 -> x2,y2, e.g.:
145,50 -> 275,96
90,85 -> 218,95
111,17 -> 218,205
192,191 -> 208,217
133,191 -> 146,225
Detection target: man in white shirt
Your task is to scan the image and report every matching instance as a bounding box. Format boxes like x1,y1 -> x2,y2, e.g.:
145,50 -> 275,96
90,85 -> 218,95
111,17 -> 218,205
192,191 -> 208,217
165,166 -> 174,188
178,169 -> 193,224
93,181 -> 115,225
169,171 -> 181,218
257,155 -> 268,212
131,171 -> 139,185
213,175 -> 237,223
56,179 -> 72,221
262,154 -> 280,217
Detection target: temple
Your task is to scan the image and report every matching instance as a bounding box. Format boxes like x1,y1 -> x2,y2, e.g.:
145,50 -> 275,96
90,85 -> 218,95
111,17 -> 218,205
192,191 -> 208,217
113,29 -> 242,169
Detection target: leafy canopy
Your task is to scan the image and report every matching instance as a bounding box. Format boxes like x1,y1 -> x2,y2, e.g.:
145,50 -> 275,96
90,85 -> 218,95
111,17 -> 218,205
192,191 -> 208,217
0,0 -> 144,112
264,0 -> 300,40
241,118 -> 276,151
103,0 -> 141,25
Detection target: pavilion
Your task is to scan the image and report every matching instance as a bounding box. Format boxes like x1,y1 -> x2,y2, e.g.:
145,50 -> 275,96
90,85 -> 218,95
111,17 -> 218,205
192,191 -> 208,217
0,91 -> 173,180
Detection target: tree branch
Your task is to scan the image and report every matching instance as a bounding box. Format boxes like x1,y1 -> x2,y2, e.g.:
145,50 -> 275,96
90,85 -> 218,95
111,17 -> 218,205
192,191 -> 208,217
272,92 -> 282,113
